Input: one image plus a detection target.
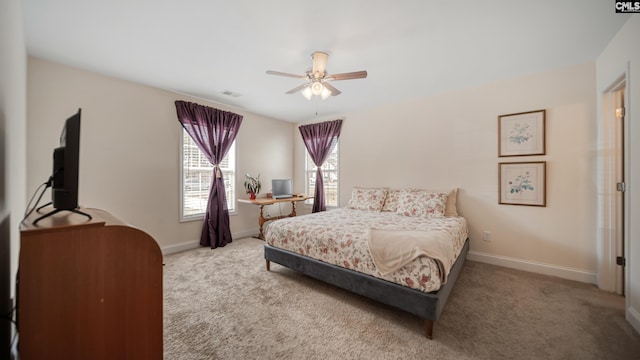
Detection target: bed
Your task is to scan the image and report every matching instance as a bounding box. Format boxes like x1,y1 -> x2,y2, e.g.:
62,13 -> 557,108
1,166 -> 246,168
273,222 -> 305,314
264,187 -> 469,339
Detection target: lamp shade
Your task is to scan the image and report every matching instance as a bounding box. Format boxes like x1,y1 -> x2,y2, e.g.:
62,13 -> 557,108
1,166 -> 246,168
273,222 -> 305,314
311,81 -> 324,95
320,87 -> 332,100
301,87 -> 312,100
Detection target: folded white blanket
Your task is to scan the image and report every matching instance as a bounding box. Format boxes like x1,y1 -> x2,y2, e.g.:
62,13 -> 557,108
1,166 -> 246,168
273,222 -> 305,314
367,229 -> 455,284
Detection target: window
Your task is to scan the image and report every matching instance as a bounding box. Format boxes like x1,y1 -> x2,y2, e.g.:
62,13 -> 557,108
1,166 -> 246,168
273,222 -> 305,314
181,130 -> 236,220
305,139 -> 339,207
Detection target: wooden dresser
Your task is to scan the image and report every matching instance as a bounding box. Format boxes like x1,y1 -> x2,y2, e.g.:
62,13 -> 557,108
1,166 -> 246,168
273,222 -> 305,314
18,207 -> 163,359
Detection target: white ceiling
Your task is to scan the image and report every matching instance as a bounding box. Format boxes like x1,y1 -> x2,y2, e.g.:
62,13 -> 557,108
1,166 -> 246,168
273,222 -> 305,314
22,0 -> 629,123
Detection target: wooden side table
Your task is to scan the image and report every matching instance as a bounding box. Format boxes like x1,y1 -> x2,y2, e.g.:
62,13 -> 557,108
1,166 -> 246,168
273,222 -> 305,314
239,195 -> 312,239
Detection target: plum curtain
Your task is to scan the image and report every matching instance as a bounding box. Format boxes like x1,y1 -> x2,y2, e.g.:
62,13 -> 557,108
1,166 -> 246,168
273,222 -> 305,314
175,100 -> 243,248
298,119 -> 342,212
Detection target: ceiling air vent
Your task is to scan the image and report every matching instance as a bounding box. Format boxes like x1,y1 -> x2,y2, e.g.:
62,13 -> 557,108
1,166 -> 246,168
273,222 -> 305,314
221,90 -> 242,98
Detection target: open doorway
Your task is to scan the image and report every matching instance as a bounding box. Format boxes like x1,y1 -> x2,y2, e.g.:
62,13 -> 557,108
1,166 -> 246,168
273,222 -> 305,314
599,76 -> 627,296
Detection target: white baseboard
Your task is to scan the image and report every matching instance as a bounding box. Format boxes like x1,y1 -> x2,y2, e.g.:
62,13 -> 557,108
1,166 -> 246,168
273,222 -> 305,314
467,250 -> 597,284
233,228 -> 261,240
161,228 -> 260,255
161,240 -> 201,255
627,306 -> 640,335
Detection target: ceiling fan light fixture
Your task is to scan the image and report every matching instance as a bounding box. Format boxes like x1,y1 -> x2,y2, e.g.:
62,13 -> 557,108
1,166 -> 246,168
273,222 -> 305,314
267,51 -> 367,100
311,81 -> 324,96
320,87 -> 332,100
301,86 -> 312,100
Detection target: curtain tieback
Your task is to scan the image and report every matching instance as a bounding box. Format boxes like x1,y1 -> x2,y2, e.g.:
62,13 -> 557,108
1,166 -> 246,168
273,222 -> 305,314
214,165 -> 222,178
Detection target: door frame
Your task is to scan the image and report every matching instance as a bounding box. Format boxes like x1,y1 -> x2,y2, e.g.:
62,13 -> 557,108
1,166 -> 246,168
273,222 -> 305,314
598,67 -> 630,300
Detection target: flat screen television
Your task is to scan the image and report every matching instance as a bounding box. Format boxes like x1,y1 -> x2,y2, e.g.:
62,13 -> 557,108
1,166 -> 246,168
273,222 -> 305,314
33,108 -> 91,225
52,109 -> 81,210
272,179 -> 293,199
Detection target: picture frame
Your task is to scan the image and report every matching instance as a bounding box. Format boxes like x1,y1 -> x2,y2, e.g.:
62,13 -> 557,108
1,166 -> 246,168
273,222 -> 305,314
498,161 -> 546,207
498,109 -> 545,157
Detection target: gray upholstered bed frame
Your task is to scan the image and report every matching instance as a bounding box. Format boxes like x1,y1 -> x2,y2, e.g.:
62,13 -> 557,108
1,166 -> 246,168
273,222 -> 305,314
264,238 -> 469,339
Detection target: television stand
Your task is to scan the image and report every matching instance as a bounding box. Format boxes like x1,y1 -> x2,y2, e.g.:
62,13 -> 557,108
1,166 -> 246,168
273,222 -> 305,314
19,207 -> 163,359
32,205 -> 93,226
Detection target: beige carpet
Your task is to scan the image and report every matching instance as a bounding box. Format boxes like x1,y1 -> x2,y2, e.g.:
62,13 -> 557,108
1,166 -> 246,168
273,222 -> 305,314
163,237 -> 640,359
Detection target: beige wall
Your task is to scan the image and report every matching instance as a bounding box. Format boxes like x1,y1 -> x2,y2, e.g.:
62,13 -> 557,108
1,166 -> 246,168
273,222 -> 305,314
27,57 -> 295,251
1,0 -> 27,353
296,62 -> 599,282
597,16 -> 640,334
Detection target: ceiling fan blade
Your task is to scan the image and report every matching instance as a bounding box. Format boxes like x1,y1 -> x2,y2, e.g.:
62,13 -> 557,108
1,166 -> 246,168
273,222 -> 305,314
325,70 -> 368,81
266,70 -> 306,79
285,83 -> 310,94
322,82 -> 341,96
311,51 -> 329,77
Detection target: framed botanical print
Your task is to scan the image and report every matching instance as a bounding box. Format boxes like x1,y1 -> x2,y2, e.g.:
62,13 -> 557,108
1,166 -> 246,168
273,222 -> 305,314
498,109 -> 545,157
498,161 -> 546,207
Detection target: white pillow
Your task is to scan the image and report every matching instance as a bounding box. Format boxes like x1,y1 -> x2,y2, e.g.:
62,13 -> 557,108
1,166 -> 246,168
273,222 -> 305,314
395,190 -> 448,218
347,187 -> 388,211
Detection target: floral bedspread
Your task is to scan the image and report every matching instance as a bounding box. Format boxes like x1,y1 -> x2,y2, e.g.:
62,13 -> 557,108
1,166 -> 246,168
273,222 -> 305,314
264,208 -> 468,293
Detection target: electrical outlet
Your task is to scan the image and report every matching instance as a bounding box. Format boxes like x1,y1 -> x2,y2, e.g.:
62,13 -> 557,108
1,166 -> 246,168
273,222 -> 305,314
482,231 -> 492,241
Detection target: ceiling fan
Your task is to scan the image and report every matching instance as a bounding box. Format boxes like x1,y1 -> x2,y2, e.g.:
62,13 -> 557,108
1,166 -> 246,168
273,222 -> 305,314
266,51 -> 368,100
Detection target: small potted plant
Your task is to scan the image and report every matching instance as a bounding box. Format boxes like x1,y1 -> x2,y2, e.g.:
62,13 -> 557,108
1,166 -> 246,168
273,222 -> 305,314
244,173 -> 261,199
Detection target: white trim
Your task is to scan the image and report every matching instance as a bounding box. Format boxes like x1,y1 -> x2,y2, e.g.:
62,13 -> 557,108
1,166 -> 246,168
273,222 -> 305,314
179,128 -> 186,220
161,228 -> 260,255
161,240 -> 200,255
627,306 -> 640,335
467,250 -> 597,284
304,137 -> 340,208
596,65 -> 630,293
232,228 -> 261,241
179,130 -> 238,222
621,62 -> 632,331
